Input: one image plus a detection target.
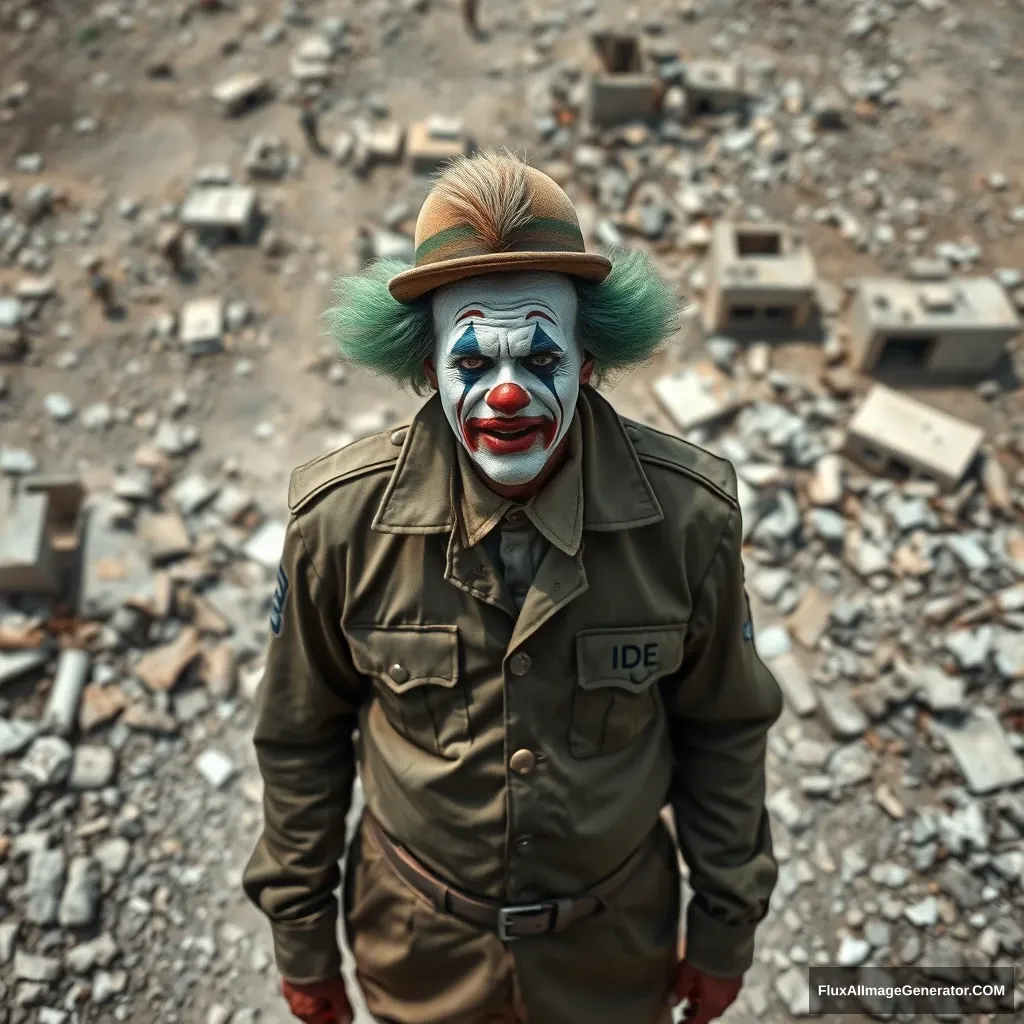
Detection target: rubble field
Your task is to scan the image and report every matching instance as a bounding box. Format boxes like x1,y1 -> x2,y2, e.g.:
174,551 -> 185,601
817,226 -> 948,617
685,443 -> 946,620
2,0 -> 1024,1022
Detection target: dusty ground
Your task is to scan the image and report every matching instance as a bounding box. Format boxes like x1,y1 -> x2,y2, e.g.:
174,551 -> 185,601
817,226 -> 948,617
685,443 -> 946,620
2,1 -> 1024,1022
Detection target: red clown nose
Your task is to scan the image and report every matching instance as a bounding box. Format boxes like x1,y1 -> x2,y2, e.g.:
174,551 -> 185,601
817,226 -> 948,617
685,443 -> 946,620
486,382 -> 531,415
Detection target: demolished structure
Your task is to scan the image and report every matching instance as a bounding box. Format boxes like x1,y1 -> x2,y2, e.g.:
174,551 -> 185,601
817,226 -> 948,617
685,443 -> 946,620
178,185 -> 260,245
683,59 -> 745,117
844,384 -> 985,491
848,277 -> 1020,378
587,31 -> 662,127
0,475 -> 86,601
704,220 -> 818,333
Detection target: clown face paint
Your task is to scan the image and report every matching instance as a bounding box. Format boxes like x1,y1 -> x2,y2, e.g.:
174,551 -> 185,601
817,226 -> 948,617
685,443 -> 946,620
431,271 -> 582,487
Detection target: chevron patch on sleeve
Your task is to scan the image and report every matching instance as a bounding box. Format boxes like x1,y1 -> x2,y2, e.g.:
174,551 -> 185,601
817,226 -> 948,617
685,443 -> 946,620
269,565 -> 289,637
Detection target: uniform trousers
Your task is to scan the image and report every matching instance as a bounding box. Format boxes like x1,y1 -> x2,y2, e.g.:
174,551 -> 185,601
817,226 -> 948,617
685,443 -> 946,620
343,816 -> 679,1024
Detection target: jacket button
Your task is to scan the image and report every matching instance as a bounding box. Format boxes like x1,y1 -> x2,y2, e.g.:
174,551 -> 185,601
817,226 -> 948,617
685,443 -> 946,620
388,663 -> 409,684
508,652 -> 532,676
625,425 -> 643,442
630,665 -> 652,684
389,428 -> 408,446
509,749 -> 537,775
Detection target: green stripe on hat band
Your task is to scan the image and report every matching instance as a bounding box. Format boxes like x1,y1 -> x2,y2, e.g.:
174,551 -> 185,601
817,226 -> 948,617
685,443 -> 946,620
515,217 -> 586,249
415,216 -> 585,262
415,224 -> 480,261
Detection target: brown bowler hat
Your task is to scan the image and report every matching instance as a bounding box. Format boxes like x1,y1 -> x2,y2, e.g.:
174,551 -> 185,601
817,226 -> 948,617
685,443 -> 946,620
387,152 -> 612,304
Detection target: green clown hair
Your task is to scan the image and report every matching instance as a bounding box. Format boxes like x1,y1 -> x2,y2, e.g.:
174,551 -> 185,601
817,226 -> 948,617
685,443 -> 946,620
321,259 -> 436,395
322,249 -> 682,393
575,247 -> 683,385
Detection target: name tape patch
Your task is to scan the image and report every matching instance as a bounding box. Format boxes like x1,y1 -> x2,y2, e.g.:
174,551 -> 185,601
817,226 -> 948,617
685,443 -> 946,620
269,565 -> 289,637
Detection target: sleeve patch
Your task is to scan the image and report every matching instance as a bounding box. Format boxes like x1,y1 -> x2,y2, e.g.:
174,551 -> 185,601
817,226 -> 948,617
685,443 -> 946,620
269,565 -> 289,637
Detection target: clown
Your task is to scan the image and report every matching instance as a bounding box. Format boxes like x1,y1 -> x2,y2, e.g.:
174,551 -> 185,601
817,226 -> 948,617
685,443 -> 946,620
244,151 -> 782,1024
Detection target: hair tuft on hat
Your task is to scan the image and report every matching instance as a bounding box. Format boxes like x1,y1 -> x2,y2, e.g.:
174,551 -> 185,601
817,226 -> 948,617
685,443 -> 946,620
432,149 -> 534,254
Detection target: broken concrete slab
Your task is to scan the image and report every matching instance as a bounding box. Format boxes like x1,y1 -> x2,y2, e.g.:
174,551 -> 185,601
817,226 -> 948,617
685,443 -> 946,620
244,521 -> 287,570
788,588 -> 833,649
179,185 -> 259,244
134,626 -> 201,693
818,685 -> 870,739
769,653 -> 819,717
0,648 -> 49,689
79,503 -> 155,619
139,512 -> 192,564
653,364 -> 745,434
932,708 -> 1024,795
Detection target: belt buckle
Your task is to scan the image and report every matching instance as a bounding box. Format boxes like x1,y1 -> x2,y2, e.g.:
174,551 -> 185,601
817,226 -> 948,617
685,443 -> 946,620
496,902 -> 555,942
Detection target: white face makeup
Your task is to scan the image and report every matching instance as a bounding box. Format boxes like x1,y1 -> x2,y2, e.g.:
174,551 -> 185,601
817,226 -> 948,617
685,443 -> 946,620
431,271 -> 582,487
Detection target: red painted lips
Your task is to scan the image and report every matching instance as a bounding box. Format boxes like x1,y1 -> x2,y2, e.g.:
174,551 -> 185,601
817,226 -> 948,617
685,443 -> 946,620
465,416 -> 557,454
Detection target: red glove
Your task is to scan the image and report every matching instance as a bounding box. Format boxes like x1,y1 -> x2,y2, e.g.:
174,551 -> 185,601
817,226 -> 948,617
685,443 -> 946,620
281,977 -> 353,1024
669,961 -> 743,1024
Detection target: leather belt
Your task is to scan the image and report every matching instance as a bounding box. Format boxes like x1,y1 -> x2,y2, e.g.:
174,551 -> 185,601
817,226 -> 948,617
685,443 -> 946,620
364,812 -> 651,941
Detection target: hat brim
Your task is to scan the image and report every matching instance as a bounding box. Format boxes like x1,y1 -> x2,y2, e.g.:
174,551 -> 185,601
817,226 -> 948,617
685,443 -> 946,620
387,251 -> 613,303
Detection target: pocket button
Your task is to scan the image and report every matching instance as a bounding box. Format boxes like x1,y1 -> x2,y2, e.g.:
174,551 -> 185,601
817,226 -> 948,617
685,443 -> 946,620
630,665 -> 652,684
388,663 -> 409,684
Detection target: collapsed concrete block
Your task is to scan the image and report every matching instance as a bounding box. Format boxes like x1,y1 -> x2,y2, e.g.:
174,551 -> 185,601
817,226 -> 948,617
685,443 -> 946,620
704,220 -> 818,334
407,118 -> 468,174
179,186 -> 260,245
683,59 -> 745,117
211,72 -> 271,116
587,32 -> 661,128
844,384 -> 984,492
848,277 -> 1020,378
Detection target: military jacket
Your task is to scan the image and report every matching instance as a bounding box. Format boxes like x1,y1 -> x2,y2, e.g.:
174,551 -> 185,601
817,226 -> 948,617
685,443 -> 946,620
242,387 -> 783,985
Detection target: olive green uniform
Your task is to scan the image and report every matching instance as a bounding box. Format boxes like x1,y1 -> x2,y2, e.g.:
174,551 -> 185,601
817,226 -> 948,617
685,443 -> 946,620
243,388 -> 783,1024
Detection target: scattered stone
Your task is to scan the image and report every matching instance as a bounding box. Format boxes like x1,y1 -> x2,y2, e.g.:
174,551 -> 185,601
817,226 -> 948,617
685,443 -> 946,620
837,934 -> 872,967
134,626 -> 201,692
68,745 -> 116,790
58,857 -> 102,927
195,748 -> 238,789
42,648 -> 90,737
818,686 -> 869,739
932,709 -> 1024,794
14,950 -> 61,983
21,735 -> 73,787
25,848 -> 66,925
244,520 -> 287,569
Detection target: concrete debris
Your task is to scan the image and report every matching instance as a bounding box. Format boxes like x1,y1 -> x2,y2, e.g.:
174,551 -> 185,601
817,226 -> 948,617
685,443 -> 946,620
211,72 -> 271,117
407,118 -> 469,174
42,649 -> 90,737
179,298 -> 225,356
587,32 -> 661,127
848,278 -> 1019,379
704,221 -> 818,334
653,364 -> 744,434
1,4 -> 1023,1021
844,385 -> 985,491
932,710 -> 1024,795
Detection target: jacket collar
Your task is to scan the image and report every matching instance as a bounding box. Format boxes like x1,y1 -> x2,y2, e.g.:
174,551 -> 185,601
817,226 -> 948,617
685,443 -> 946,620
371,389 -> 663,540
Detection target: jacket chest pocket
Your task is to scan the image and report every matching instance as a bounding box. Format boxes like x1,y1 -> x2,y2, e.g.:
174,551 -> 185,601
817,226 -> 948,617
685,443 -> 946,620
570,625 -> 686,759
347,625 -> 469,760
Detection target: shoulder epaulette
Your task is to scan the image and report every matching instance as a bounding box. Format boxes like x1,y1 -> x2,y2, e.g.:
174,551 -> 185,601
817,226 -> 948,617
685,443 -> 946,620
287,426 -> 406,513
622,417 -> 739,509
